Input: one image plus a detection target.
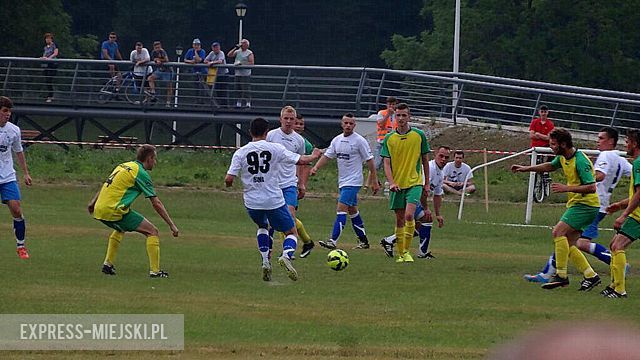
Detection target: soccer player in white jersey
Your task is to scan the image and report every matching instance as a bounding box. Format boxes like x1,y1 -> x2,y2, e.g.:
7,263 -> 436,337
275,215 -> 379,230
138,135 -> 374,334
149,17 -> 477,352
524,127 -> 632,283
310,114 -> 380,250
266,106 -> 316,258
226,117 -> 321,281
380,146 -> 450,258
0,97 -> 33,259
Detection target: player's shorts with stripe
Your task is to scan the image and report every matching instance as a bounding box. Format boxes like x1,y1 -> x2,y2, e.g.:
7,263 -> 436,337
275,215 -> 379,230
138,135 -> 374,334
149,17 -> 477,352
0,181 -> 20,203
389,185 -> 423,210
281,186 -> 298,209
99,210 -> 145,232
338,186 -> 360,207
247,204 -> 295,232
560,204 -> 599,232
619,216 -> 640,242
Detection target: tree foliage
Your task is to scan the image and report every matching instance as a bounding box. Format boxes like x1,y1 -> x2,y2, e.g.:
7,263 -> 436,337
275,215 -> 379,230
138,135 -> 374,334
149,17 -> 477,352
382,0 -> 640,91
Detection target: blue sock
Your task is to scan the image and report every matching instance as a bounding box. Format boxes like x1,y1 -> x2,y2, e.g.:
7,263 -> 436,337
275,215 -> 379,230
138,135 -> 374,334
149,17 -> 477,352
14,217 -> 25,247
418,223 -> 432,254
268,227 -> 274,250
283,235 -> 297,259
541,254 -> 556,276
257,228 -> 270,262
349,211 -> 367,242
589,242 -> 611,265
331,212 -> 347,242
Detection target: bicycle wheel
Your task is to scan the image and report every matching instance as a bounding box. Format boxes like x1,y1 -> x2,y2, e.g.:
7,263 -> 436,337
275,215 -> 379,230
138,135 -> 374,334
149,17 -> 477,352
123,80 -> 141,105
544,176 -> 552,198
97,80 -> 115,104
533,173 -> 545,203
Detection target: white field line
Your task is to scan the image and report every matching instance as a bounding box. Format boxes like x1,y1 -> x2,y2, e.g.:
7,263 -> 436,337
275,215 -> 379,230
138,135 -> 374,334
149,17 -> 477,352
469,221 -> 615,233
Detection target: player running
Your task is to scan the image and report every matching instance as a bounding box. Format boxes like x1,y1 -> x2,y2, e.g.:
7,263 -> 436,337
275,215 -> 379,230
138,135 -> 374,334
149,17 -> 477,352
226,118 -> 321,281
512,128 -> 601,290
524,127 -> 631,283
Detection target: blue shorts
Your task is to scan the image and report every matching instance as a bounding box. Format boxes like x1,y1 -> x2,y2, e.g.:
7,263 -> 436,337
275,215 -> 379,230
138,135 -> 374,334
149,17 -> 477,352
0,181 -> 21,203
338,186 -> 361,207
246,205 -> 295,233
282,186 -> 298,208
581,211 -> 607,239
153,70 -> 174,81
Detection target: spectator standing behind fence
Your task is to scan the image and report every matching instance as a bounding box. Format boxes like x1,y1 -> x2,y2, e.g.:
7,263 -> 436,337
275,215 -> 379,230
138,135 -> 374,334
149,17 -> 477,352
147,41 -> 174,107
41,33 -> 58,103
100,32 -> 123,93
184,38 -> 207,78
375,97 -> 398,170
530,105 -> 555,148
204,42 -> 229,107
130,42 -> 152,95
442,150 -> 476,196
227,39 -> 254,108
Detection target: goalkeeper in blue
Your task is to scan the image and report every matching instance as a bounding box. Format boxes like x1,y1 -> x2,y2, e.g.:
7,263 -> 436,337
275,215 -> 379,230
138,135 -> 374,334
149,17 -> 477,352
310,114 -> 380,250
524,127 -> 631,284
225,117 -> 321,282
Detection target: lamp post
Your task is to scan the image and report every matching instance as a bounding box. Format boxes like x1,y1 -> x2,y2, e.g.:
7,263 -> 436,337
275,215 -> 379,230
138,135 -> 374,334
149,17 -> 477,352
234,2 -> 247,147
452,0 -> 461,124
173,45 -> 183,143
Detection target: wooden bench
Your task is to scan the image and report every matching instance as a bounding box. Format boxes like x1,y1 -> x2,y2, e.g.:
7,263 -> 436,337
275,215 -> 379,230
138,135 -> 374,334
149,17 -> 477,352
95,135 -> 139,150
21,129 -> 51,140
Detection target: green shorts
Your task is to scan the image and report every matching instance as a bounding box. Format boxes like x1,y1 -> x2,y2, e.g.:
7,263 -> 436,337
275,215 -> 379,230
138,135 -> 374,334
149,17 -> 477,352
389,185 -> 423,210
99,210 -> 145,232
559,204 -> 599,232
619,217 -> 640,242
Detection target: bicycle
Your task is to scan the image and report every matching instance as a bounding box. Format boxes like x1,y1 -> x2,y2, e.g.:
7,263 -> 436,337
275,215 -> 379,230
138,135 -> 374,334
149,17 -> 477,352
533,155 -> 551,203
97,71 -> 156,105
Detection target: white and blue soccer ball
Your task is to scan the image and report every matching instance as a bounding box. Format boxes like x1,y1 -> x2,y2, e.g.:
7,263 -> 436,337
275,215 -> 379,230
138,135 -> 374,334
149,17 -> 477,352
327,249 -> 349,271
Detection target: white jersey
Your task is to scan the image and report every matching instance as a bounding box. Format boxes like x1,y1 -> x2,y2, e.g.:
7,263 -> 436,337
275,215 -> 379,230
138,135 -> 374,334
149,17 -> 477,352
428,159 -> 445,196
266,128 -> 305,188
324,131 -> 373,188
0,122 -> 23,184
443,162 -> 473,183
594,150 -> 632,211
227,140 -> 300,210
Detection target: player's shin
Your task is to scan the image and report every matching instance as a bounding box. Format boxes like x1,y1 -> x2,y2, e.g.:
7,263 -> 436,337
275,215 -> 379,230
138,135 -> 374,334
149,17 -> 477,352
104,231 -> 123,265
404,220 -> 415,253
282,234 -> 298,259
350,211 -> 367,242
553,236 -> 570,278
14,217 -> 25,247
331,212 -> 347,242
146,235 -> 160,273
257,228 -> 271,262
569,246 -> 596,278
295,218 -> 312,244
611,250 -> 627,294
419,223 -> 432,254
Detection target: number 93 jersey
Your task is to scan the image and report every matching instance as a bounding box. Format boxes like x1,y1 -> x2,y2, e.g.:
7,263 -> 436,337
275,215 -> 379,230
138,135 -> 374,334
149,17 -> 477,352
227,140 -> 301,210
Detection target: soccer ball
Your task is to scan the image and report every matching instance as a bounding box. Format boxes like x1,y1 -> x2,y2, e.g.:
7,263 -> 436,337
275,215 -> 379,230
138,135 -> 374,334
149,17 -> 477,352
327,249 -> 349,271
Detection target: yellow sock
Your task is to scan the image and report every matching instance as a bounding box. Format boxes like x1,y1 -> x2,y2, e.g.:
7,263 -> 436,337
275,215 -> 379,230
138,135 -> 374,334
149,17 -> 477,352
404,220 -> 415,254
295,217 -> 311,244
553,236 -> 569,278
569,246 -> 596,278
103,231 -> 123,265
612,250 -> 627,294
146,235 -> 160,273
395,226 -> 405,255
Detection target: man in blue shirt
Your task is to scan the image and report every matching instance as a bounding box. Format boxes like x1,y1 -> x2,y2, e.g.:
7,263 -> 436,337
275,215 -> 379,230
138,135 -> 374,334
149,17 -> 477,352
184,38 -> 207,101
101,32 -> 123,91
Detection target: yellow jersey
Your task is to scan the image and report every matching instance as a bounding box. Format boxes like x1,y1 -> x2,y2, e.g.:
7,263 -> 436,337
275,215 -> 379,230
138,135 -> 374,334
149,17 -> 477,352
550,150 -> 599,208
628,157 -> 640,222
380,127 -> 430,189
93,161 -> 156,221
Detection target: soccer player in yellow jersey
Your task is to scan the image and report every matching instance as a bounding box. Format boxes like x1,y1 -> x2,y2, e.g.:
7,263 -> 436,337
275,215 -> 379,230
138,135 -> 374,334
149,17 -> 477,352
87,144 -> 179,278
512,128 -> 601,290
380,103 -> 430,263
603,129 -> 640,298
